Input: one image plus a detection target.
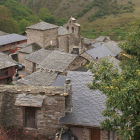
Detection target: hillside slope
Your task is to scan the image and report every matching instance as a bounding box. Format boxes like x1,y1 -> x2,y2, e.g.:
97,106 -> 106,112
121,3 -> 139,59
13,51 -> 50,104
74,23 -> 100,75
78,0 -> 140,40
13,0 -> 140,40
0,0 -> 37,33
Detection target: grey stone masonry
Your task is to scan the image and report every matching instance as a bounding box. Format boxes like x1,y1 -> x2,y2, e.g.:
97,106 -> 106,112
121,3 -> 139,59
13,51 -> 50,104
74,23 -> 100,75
0,85 -> 72,137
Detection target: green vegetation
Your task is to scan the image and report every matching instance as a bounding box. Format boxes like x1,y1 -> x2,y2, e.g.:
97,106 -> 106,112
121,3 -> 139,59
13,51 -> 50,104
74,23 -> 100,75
0,1 -> 67,34
75,0 -> 134,21
87,18 -> 140,140
81,27 -> 127,41
0,0 -> 36,34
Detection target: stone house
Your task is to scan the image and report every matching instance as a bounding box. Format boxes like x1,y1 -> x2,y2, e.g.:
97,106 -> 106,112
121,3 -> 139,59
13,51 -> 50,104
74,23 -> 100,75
24,49 -> 88,75
36,50 -> 88,75
58,26 -> 69,53
0,52 -> 16,84
0,34 -> 27,55
26,22 -> 59,48
18,43 -> 41,67
0,70 -> 123,140
25,17 -> 89,55
0,82 -> 72,138
24,49 -> 52,75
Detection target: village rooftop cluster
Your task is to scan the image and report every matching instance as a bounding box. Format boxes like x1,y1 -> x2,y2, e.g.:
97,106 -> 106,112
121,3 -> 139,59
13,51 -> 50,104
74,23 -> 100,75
0,17 -> 122,140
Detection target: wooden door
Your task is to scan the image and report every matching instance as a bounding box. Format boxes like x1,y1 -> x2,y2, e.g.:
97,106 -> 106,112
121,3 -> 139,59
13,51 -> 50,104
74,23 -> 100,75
91,129 -> 100,140
70,127 -> 82,140
25,107 -> 36,128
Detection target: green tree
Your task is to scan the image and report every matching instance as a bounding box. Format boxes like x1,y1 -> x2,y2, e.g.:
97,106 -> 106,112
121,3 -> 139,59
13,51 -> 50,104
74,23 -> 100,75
38,7 -> 50,20
38,7 -> 56,24
87,18 -> 140,140
19,19 -> 31,34
0,5 -> 18,33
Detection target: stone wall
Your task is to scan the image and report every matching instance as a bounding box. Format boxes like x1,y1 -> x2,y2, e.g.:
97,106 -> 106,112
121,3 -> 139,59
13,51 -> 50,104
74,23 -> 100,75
18,52 -> 28,66
0,92 -> 23,128
43,28 -> 58,48
0,85 -> 71,137
63,18 -> 80,37
27,29 -> 44,47
25,59 -> 33,75
101,130 -> 108,140
68,34 -> 80,47
35,95 -> 65,136
58,35 -> 69,53
83,127 -> 91,140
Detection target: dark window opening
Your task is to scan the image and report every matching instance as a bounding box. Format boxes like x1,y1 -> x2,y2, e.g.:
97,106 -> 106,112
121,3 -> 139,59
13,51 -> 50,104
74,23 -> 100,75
23,107 -> 37,128
72,27 -> 74,33
67,26 -> 69,30
0,68 -> 8,77
32,63 -> 36,72
72,48 -> 79,54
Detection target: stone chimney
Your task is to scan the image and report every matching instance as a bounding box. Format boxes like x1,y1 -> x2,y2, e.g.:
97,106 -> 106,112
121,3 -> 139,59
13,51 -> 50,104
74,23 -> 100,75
64,79 -> 72,112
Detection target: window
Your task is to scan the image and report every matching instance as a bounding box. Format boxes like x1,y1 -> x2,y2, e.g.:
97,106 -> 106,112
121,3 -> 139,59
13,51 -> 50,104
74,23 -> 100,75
72,48 -> 79,54
109,131 -> 120,140
72,27 -> 74,33
0,68 -> 8,77
67,26 -> 69,30
23,107 -> 37,128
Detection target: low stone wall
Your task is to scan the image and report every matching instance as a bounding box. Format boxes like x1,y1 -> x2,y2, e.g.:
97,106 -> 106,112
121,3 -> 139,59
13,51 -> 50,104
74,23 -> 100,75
83,127 -> 91,140
101,130 -> 108,140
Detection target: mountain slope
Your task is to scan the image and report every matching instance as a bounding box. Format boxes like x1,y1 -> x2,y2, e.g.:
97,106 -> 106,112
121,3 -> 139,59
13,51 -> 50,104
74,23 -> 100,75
0,0 -> 37,33
12,0 -> 140,40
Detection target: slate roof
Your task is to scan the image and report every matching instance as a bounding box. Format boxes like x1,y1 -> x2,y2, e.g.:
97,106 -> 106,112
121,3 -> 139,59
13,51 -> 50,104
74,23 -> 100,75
17,69 -> 58,86
92,42 -> 102,48
0,31 -> 8,36
51,75 -> 66,87
80,52 -> 95,61
37,51 -> 77,72
86,45 -> 116,59
25,49 -> 52,64
95,36 -> 110,42
0,34 -> 27,46
102,41 -> 122,55
14,94 -> 45,107
84,38 -> 95,45
17,43 -> 27,49
26,21 -> 59,30
0,52 -> 16,69
58,26 -> 69,36
60,71 -> 106,127
18,43 -> 41,54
